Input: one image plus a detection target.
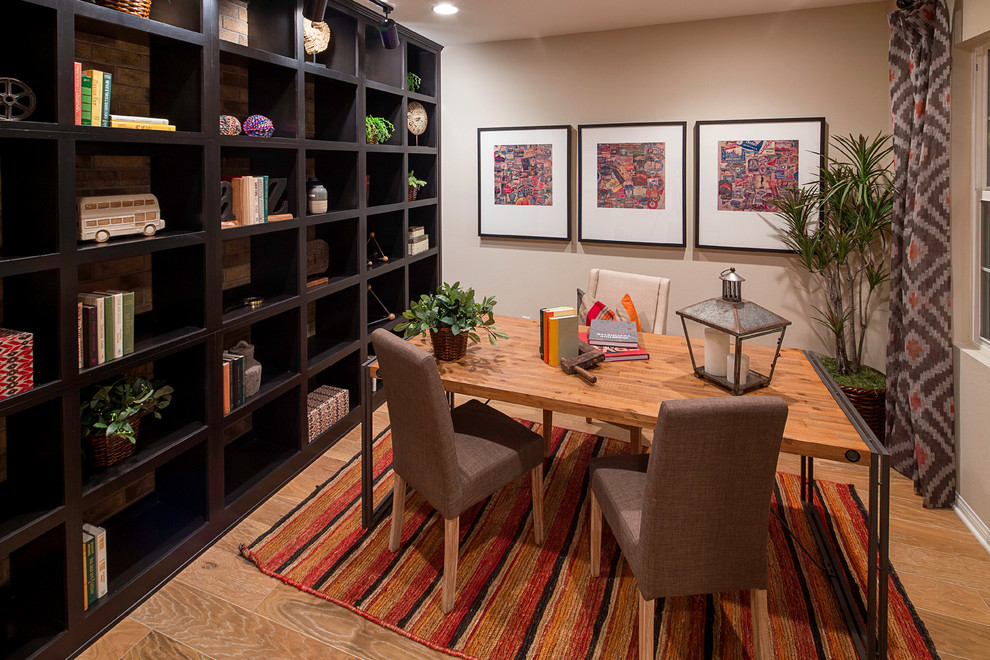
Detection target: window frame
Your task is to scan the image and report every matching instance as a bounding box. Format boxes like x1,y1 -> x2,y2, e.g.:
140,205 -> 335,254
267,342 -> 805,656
975,45 -> 990,348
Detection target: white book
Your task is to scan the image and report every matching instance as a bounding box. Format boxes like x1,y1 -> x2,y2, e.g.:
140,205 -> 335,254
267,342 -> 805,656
94,291 -> 124,359
78,294 -> 106,364
243,176 -> 256,225
109,114 -> 169,124
82,523 -> 108,598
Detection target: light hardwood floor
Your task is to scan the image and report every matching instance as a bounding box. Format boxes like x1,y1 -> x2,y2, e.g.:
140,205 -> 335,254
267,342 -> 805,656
79,402 -> 990,660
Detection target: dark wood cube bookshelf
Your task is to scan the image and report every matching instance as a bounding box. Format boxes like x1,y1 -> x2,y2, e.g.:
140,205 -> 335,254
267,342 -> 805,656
0,1 -> 440,657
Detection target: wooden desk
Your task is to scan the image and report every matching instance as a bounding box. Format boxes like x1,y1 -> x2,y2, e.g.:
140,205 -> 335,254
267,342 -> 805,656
361,316 -> 890,659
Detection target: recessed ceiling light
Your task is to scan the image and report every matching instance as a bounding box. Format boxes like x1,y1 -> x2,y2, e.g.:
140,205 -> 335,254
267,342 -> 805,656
433,3 -> 458,15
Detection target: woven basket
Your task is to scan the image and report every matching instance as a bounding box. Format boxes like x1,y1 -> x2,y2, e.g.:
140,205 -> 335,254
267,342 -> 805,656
430,328 -> 468,361
89,414 -> 142,467
408,185 -> 418,202
97,0 -> 152,18
837,367 -> 886,442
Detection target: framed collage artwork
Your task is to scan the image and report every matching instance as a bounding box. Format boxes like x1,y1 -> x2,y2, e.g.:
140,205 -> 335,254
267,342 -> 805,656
477,125 -> 572,240
578,122 -> 686,246
695,117 -> 826,252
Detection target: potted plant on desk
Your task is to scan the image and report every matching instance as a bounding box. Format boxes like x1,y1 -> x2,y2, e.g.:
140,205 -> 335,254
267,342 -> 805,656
395,281 -> 508,360
81,376 -> 173,467
770,132 -> 893,440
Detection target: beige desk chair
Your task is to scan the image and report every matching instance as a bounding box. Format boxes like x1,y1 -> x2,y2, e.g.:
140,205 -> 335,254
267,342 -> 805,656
371,329 -> 545,614
589,396 -> 787,659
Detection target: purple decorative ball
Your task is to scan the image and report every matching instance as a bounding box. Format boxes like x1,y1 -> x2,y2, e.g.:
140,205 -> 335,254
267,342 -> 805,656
219,114 -> 242,136
243,114 -> 275,138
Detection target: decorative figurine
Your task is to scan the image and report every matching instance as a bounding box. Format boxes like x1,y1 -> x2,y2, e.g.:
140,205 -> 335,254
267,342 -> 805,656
219,114 -> 242,135
78,193 -> 165,243
0,78 -> 36,121
243,114 -> 275,137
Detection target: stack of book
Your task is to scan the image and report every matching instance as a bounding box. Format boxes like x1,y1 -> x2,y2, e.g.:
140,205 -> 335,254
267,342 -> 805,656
222,176 -> 292,227
77,291 -> 136,369
74,62 -> 111,127
222,352 -> 247,414
110,114 -> 176,131
539,305 -> 578,367
582,319 -> 649,361
408,225 -> 429,255
82,523 -> 108,611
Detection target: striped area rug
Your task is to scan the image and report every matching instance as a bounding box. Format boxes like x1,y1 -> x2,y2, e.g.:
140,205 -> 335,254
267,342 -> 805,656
242,423 -> 940,659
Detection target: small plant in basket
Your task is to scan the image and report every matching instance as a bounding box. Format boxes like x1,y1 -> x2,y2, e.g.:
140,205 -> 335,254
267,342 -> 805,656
365,116 -> 395,144
81,376 -> 173,445
407,71 -> 422,93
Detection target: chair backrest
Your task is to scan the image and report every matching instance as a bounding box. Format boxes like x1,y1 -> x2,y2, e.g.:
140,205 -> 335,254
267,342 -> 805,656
587,268 -> 671,334
639,396 -> 788,599
371,329 -> 462,515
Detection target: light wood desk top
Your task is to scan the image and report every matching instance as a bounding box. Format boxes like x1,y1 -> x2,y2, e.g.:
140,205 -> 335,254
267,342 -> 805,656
376,316 -> 869,465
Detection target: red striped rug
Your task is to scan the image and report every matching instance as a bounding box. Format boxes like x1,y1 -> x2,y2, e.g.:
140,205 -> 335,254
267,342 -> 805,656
242,423 -> 940,659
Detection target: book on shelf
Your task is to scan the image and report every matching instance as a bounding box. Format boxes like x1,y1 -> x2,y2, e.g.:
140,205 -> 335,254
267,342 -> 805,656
94,291 -> 124,359
109,120 -> 176,131
82,523 -> 107,599
222,359 -> 231,415
77,302 -> 83,370
82,530 -> 97,608
108,290 -> 135,356
262,175 -> 270,223
110,114 -> 170,125
77,294 -> 106,364
579,332 -> 649,362
80,304 -> 98,368
223,352 -> 246,408
73,62 -> 82,126
588,319 -> 639,349
80,74 -> 93,126
99,72 -> 112,128
82,69 -> 102,127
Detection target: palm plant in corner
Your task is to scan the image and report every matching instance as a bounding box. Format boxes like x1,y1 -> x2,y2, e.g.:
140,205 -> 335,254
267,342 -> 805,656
395,281 -> 508,361
769,132 -> 893,439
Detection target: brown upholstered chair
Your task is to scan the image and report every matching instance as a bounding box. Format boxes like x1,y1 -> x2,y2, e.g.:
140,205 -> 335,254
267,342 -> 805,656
371,329 -> 545,614
589,396 -> 788,659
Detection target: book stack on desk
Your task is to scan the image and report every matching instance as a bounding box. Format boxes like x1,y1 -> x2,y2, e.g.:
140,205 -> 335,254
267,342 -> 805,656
583,319 -> 649,361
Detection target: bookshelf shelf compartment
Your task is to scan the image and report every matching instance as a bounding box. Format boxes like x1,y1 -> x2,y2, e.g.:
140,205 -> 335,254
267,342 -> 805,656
1,269 -> 60,387
307,217 -> 359,289
405,99 -> 436,149
308,286 -> 361,369
74,1 -> 204,40
222,307 -> 301,403
84,440 -> 208,595
74,21 -> 204,132
311,7 -> 357,76
221,228 -> 300,320
0,139 -> 59,258
364,25 -> 402,88
2,2 -> 57,125
0,399 -> 63,542
409,253 -> 440,300
365,89 -> 404,147
0,524 -> 66,660
366,152 -> 404,207
223,387 -> 301,505
408,153 -> 437,200
307,350 -> 360,421
367,211 -> 404,270
305,75 -> 358,143
305,150 -> 359,212
219,51 -> 298,139
221,146 -> 299,222
367,268 -> 405,328
406,42 -> 438,98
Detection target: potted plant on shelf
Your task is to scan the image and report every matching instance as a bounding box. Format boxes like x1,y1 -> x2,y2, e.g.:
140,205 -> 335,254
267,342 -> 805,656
81,376 -> 173,467
770,132 -> 893,440
365,116 -> 395,145
408,170 -> 427,201
407,71 -> 422,93
395,281 -> 509,360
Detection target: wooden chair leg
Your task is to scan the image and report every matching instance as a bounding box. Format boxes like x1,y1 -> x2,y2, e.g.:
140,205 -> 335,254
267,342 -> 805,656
639,590 -> 655,660
630,427 -> 642,454
589,490 -> 601,577
751,588 -> 771,660
388,473 -> 406,552
531,465 -> 544,545
441,517 -> 459,614
543,409 -> 553,458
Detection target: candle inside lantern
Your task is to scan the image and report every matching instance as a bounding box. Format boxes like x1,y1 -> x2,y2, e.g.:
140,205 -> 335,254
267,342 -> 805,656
704,328 -> 730,377
726,352 -> 750,386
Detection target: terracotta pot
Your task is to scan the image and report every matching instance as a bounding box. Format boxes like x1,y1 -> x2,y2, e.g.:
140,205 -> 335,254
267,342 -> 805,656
430,328 -> 468,361
836,366 -> 886,442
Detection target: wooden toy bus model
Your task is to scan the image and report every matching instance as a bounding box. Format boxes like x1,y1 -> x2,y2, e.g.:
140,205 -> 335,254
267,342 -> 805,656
78,193 -> 166,243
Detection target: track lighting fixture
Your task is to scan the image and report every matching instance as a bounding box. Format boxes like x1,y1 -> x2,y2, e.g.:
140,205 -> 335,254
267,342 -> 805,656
303,0 -> 329,23
367,0 -> 399,49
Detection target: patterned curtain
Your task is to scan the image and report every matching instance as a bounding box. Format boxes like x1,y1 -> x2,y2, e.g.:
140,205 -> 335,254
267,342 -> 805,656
886,0 -> 954,508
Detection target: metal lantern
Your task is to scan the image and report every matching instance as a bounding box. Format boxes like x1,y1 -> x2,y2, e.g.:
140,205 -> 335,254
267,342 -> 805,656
675,267 -> 792,395
720,267 -> 744,302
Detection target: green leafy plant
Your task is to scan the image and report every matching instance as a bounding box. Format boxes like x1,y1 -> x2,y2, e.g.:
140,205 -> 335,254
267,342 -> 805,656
81,376 -> 173,444
408,170 -> 427,189
395,281 -> 509,345
365,116 -> 395,144
770,132 -> 894,381
407,71 -> 422,93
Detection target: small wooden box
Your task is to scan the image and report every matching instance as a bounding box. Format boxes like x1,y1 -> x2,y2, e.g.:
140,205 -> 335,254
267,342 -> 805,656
307,385 -> 349,442
0,328 -> 33,401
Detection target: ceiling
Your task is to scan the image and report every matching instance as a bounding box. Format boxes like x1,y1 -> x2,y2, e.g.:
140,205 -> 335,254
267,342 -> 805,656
351,0 -> 877,47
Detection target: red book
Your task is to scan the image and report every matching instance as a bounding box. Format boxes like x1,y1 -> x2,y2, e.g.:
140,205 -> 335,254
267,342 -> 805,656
578,332 -> 649,362
73,62 -> 82,125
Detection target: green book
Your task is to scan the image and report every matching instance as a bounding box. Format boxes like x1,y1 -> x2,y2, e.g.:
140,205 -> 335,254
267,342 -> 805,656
80,76 -> 92,126
113,290 -> 135,355
100,72 -> 112,127
102,295 -> 114,359
263,175 -> 269,222
83,531 -> 97,607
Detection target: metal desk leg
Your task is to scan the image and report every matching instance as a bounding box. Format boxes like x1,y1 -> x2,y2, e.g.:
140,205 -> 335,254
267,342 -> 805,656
361,359 -> 375,529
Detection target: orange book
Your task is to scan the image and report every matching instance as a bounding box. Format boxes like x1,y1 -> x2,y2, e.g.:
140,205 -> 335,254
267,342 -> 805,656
222,360 -> 231,414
